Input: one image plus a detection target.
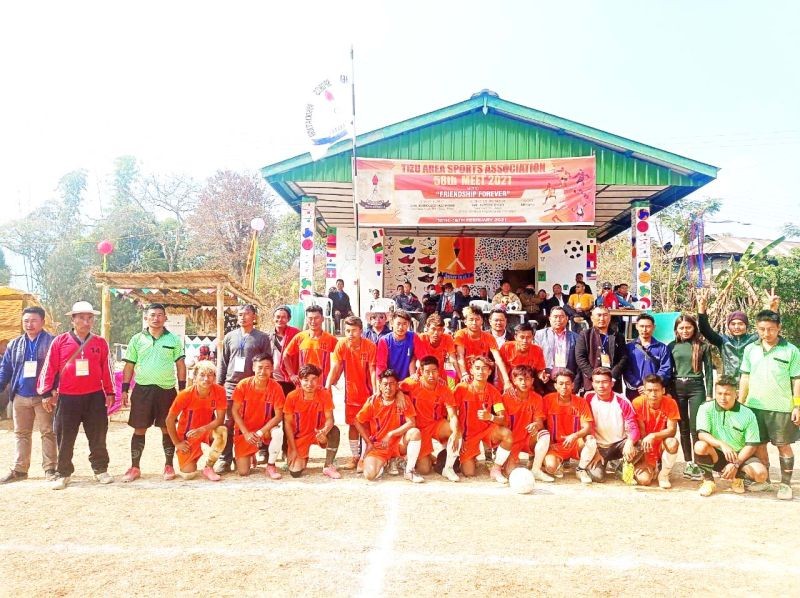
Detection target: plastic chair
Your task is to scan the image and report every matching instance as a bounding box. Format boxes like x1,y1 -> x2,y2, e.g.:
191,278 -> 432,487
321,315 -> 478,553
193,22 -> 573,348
368,298 -> 396,314
301,295 -> 336,334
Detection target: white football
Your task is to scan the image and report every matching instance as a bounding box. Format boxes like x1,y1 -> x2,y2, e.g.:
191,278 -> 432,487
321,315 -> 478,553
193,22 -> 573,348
509,467 -> 536,494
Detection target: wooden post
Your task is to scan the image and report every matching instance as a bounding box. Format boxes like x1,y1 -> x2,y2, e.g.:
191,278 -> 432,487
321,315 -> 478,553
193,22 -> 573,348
216,284 -> 225,354
101,284 -> 111,341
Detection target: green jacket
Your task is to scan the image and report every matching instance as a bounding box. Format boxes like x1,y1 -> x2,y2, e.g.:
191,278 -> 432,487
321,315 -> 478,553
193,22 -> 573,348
698,313 -> 758,381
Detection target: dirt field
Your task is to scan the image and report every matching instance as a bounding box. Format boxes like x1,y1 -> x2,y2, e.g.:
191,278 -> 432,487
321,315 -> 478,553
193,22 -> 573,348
1,410 -> 799,597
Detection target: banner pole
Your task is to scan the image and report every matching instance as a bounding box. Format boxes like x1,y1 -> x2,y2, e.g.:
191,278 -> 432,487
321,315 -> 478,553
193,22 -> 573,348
350,43 -> 361,316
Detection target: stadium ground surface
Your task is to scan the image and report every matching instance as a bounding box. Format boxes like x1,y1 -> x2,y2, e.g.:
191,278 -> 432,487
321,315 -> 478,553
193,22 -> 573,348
2,416 -> 799,597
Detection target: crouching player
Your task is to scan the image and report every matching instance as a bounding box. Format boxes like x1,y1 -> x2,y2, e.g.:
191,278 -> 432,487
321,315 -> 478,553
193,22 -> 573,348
356,369 -> 424,483
231,354 -> 285,479
455,356 -> 513,484
694,376 -> 768,497
631,374 -> 680,488
326,316 -> 376,471
400,356 -> 460,482
283,365 -> 341,479
541,369 -> 596,484
165,361 -> 227,481
501,365 -> 553,482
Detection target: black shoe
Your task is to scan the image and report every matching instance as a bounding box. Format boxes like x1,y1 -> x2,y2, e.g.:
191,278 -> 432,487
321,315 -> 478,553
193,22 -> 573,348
0,470 -> 28,484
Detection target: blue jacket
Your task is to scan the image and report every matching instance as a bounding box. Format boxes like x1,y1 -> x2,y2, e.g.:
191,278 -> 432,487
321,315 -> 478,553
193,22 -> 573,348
623,338 -> 673,391
0,331 -> 55,399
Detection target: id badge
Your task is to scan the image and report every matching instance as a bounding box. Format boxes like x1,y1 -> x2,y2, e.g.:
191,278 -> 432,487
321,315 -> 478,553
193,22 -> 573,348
75,358 -> 90,377
600,353 -> 611,368
555,353 -> 567,368
233,356 -> 246,373
23,360 -> 37,378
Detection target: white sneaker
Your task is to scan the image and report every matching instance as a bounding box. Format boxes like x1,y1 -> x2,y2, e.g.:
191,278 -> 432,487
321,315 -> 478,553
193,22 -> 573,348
531,468 -> 555,483
51,475 -> 71,490
94,471 -> 114,485
212,460 -> 230,475
442,467 -> 460,482
387,459 -> 400,476
404,469 -> 424,484
657,469 -> 672,489
489,465 -> 508,485
576,468 -> 592,484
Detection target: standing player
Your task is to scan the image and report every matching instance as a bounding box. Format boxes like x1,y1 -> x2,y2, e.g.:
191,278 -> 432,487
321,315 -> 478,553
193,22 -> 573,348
454,355 -> 514,483
376,310 -> 417,378
631,374 -> 681,488
231,354 -> 285,479
400,356 -> 460,482
355,369 -> 424,483
414,314 -> 460,379
454,306 -> 512,393
326,316 -> 377,471
284,305 -> 339,385
501,365 -> 552,481
541,369 -> 596,483
121,303 -> 187,483
283,364 -> 341,479
165,361 -> 227,481
739,309 -> 800,500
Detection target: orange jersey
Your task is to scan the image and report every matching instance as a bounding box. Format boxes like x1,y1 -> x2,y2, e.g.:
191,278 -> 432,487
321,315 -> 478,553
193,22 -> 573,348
400,377 -> 456,430
169,383 -> 227,440
453,329 -> 498,360
632,395 -> 681,435
332,338 -> 376,406
453,382 -> 505,440
414,333 -> 456,369
231,377 -> 286,432
283,388 -> 334,439
284,330 -> 338,381
542,392 -> 593,444
356,396 -> 416,443
502,390 -> 545,444
500,342 -> 546,372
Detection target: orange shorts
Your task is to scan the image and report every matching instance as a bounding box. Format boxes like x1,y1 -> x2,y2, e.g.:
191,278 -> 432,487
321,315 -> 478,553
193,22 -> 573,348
293,432 -> 325,460
643,446 -> 662,468
510,435 -> 536,461
419,420 -> 449,458
176,432 -> 211,469
365,438 -> 402,463
547,441 -> 581,462
233,431 -> 272,459
461,424 -> 499,462
345,402 -> 366,425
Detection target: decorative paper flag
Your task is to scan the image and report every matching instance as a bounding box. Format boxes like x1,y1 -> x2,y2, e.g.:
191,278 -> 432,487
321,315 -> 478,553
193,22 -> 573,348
305,70 -> 353,160
375,253 -> 384,265
372,242 -> 384,253
539,243 -> 551,253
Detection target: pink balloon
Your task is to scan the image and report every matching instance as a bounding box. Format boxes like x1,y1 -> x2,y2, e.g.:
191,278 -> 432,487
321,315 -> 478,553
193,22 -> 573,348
97,240 -> 114,255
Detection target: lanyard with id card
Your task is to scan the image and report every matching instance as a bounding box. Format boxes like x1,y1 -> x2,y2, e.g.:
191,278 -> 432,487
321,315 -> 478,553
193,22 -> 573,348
75,357 -> 90,376
234,333 -> 249,372
23,360 -> 38,378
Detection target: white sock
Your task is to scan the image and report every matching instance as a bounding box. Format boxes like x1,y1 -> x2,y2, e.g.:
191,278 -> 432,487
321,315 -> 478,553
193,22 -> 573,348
660,450 -> 677,476
578,437 -> 597,469
532,431 -> 550,471
494,446 -> 511,467
349,439 -> 360,458
405,439 -> 421,472
267,427 -> 283,465
445,442 -> 458,471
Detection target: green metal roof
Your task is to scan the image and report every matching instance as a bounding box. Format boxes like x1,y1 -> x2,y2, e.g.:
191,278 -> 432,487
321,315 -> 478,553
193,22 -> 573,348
262,90 -> 718,241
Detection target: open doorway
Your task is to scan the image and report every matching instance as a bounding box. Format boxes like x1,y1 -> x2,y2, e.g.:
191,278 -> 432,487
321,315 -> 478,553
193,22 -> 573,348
501,269 -> 537,294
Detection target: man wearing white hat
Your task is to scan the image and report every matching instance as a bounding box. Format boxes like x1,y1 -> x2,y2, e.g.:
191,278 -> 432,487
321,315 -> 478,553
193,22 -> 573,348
37,301 -> 116,490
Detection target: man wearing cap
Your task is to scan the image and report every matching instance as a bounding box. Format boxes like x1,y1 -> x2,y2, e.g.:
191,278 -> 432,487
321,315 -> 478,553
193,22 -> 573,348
0,307 -> 56,484
120,303 -> 186,483
363,311 -> 391,345
37,301 -> 115,490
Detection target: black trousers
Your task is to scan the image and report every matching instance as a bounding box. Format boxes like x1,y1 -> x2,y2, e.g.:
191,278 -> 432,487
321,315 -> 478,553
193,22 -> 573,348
54,391 -> 110,476
673,378 -> 706,462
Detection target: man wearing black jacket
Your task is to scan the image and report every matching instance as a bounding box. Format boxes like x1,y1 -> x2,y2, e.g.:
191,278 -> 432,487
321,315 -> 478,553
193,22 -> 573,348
575,306 -> 628,393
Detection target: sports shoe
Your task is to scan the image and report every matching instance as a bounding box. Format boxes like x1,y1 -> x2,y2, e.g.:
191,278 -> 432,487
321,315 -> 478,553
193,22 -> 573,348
202,466 -> 221,481
744,479 -> 771,492
417,275 -> 434,283
698,479 -> 716,497
621,461 -> 636,485
419,266 -> 436,274
399,246 -> 416,254
163,465 -> 176,481
0,469 -> 27,484
553,464 -> 565,479
45,469 -> 57,482
683,462 -> 703,480
532,468 -> 555,483
322,465 -> 341,479
399,237 -> 413,245
256,451 -> 269,465
339,457 -> 358,471
404,469 -> 424,483
121,467 -> 141,483
51,475 -> 71,490
265,464 -> 282,480
95,471 -> 114,484
398,255 -> 416,264
489,465 -> 508,485
777,483 -> 793,500
420,248 -> 436,256
442,467 -> 460,482
212,459 -> 230,474
576,468 -> 592,484
387,459 -> 400,476
657,470 -> 672,489
730,478 -> 745,494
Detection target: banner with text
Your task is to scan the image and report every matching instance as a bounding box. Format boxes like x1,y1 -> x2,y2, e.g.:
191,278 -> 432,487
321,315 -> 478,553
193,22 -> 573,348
355,156 -> 595,227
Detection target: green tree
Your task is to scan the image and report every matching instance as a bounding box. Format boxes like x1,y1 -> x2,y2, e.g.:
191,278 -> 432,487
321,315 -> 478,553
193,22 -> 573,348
257,211 -> 300,310
0,248 -> 10,286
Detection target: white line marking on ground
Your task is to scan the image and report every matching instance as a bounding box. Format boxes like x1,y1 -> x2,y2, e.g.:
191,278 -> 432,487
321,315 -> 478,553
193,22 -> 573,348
358,485 -> 399,597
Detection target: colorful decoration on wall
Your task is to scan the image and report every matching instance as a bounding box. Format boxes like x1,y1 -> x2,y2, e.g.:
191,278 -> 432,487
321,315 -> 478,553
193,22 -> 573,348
631,201 -> 652,309
438,237 -> 476,286
325,226 -> 337,285
299,199 -> 316,298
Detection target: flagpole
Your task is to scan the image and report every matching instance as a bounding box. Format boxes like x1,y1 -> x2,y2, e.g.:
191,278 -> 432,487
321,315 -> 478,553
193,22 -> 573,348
349,43 -> 362,317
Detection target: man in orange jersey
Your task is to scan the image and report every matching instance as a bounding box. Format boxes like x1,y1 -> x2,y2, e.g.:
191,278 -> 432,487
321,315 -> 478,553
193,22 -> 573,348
499,323 -> 547,391
414,314 -> 460,379
284,364 -> 341,479
541,368 -> 596,484
165,361 -> 227,482
400,355 -> 460,482
326,316 -> 377,471
501,365 -> 553,482
454,306 -> 511,392
284,305 -> 338,386
632,374 -> 681,488
231,354 -> 286,479
355,369 -> 424,483
454,355 -> 513,483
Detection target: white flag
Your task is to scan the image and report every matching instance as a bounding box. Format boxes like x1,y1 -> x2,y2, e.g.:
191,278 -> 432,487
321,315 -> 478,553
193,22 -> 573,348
304,72 -> 353,160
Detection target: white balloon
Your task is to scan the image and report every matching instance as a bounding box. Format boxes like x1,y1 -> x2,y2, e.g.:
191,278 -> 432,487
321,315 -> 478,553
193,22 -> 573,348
250,217 -> 266,231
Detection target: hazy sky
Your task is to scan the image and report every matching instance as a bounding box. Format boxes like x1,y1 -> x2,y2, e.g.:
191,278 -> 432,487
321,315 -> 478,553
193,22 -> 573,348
1,1 -> 798,286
